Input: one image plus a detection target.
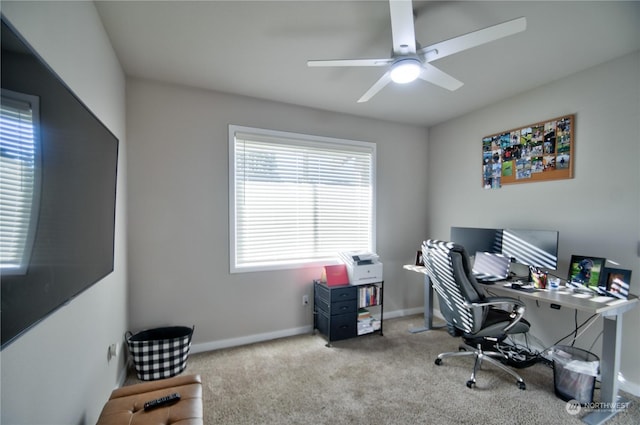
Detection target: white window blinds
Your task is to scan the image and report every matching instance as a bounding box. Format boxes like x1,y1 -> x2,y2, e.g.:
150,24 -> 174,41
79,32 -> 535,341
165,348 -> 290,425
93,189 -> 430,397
0,90 -> 40,274
230,125 -> 375,272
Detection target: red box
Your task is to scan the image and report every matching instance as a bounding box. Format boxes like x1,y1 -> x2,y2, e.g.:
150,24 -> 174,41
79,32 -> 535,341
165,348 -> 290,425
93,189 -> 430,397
323,264 -> 350,286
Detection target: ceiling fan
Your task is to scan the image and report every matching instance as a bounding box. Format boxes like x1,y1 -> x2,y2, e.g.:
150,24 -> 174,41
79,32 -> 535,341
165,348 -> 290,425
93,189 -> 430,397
307,0 -> 526,103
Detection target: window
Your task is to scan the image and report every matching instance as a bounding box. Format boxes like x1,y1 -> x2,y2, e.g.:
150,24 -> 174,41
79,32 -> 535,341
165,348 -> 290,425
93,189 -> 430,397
230,125 -> 376,273
0,89 -> 40,274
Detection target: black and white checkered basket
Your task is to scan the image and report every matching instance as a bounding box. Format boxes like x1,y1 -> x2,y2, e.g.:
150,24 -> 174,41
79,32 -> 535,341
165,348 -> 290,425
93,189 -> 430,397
126,326 -> 194,381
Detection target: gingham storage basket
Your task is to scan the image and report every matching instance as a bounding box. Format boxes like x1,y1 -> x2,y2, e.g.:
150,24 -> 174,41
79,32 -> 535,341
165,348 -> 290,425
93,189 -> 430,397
126,326 -> 194,381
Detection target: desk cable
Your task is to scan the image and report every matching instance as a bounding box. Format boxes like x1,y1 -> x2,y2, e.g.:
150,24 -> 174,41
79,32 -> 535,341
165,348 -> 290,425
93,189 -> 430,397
551,311 -> 599,348
486,285 -> 601,349
588,330 -> 604,353
502,311 -> 601,369
485,287 -> 602,365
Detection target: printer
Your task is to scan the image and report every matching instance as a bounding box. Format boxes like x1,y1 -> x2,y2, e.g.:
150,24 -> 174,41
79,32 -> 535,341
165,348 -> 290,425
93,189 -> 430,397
339,251 -> 383,285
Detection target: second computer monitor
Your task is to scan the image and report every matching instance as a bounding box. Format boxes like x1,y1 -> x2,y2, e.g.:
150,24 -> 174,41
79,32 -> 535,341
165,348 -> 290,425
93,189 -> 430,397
501,229 -> 559,270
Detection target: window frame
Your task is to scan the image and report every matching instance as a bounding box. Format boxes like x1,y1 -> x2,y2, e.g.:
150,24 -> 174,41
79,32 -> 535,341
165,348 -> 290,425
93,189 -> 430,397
229,125 -> 376,273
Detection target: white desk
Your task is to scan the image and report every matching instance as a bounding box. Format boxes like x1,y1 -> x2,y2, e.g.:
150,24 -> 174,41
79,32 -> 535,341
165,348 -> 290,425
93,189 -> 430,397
491,283 -> 637,425
403,264 -> 638,425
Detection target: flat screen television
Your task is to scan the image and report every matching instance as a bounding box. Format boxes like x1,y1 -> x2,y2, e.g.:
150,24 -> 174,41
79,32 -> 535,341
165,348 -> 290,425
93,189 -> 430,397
1,18 -> 119,348
501,229 -> 559,270
450,226 -> 503,256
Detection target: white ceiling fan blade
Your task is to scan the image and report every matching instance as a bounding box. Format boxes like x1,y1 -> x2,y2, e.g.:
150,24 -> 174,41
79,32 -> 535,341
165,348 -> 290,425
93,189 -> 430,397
418,63 -> 464,91
357,71 -> 392,103
389,0 -> 416,54
419,17 -> 527,62
307,58 -> 393,67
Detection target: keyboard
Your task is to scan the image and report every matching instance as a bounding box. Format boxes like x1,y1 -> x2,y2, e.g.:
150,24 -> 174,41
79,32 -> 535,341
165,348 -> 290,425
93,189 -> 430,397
510,282 -> 536,292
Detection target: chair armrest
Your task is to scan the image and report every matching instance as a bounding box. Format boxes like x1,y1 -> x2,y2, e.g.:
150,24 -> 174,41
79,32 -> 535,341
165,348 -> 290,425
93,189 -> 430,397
464,297 -> 526,333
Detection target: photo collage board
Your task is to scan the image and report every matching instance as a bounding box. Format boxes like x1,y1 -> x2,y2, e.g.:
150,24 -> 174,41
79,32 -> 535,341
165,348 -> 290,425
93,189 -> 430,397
482,115 -> 574,189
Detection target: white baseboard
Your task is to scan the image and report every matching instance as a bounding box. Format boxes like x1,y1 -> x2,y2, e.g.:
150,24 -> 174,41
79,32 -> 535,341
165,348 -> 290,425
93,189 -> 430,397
387,307 -> 446,321
116,361 -> 128,387
191,325 -> 314,354
619,374 -> 640,397
383,307 -> 425,319
191,307 -> 426,354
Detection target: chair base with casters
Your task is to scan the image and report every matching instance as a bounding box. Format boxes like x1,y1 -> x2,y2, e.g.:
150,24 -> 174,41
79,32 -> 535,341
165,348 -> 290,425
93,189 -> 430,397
434,336 -> 527,390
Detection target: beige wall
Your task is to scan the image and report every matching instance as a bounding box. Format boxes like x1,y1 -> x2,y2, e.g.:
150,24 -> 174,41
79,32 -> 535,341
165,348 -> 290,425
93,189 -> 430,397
126,79 -> 430,348
0,1 -> 128,423
427,51 -> 640,395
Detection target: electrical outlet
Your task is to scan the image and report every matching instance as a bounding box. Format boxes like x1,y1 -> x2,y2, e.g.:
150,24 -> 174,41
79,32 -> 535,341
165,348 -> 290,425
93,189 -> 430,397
302,294 -> 309,306
107,343 -> 118,362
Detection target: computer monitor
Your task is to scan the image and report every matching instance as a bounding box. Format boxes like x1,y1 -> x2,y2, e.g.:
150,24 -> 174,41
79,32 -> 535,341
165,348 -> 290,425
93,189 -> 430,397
450,227 -> 503,255
501,229 -> 559,270
567,255 -> 606,292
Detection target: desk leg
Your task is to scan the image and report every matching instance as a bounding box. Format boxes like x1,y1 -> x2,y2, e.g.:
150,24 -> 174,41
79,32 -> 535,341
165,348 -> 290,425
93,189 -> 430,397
582,314 -> 629,425
410,275 -> 445,333
409,275 -> 432,333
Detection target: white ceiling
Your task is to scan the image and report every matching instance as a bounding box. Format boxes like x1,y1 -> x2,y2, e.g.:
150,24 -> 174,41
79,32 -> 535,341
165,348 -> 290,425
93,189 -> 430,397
95,1 -> 640,127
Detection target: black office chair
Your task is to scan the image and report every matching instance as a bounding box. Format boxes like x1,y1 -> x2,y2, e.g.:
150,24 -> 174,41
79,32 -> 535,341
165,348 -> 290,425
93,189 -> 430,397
422,239 -> 530,390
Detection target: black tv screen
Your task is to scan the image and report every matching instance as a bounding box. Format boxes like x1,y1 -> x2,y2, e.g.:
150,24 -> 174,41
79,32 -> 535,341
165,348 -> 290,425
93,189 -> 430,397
1,18 -> 119,348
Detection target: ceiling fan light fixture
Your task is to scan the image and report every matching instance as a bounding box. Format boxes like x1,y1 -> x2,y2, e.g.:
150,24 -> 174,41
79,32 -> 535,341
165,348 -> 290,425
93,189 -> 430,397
390,59 -> 421,84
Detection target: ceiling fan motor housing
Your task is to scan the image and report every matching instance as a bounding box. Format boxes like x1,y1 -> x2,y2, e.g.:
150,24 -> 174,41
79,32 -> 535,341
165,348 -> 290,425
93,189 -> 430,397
390,57 -> 422,83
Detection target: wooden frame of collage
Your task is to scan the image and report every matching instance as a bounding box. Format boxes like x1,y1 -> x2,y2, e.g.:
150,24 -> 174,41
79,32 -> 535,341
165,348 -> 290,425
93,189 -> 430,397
482,114 -> 574,188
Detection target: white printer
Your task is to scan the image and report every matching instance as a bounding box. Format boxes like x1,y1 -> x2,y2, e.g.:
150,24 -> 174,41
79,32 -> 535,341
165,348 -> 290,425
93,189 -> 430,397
339,251 -> 383,285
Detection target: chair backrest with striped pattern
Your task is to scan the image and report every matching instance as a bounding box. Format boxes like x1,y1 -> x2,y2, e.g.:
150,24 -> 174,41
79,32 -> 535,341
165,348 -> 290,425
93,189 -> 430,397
422,239 -> 486,335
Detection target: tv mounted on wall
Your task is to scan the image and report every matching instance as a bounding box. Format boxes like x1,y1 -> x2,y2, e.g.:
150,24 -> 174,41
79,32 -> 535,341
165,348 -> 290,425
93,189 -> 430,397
1,17 -> 119,348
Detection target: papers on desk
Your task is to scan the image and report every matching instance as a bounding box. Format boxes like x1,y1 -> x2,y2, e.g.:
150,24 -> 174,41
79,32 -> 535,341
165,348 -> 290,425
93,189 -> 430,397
590,296 -> 613,303
403,264 -> 428,274
570,294 -> 628,305
572,293 -> 592,299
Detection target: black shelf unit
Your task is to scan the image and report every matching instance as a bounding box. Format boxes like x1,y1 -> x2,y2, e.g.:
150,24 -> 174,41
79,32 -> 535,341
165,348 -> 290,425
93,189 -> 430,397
313,280 -> 383,347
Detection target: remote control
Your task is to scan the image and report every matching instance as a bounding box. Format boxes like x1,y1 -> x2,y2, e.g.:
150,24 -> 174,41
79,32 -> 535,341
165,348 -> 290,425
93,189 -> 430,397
143,392 -> 181,411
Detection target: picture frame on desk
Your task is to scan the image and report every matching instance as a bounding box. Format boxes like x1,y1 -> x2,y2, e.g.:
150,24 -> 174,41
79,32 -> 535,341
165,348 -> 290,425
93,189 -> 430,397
568,255 -> 606,292
600,267 -> 631,300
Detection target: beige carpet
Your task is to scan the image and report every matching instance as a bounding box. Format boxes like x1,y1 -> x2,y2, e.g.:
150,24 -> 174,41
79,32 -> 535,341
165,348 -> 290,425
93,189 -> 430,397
125,315 -> 639,424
